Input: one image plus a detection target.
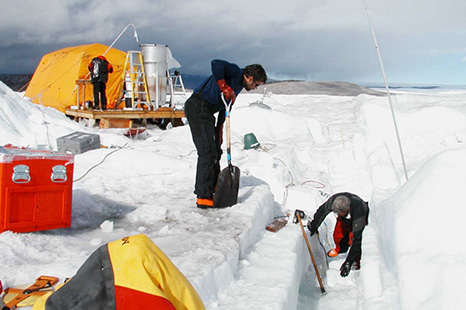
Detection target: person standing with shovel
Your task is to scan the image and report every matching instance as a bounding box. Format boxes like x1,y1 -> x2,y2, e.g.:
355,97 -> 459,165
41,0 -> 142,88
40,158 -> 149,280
184,59 -> 267,209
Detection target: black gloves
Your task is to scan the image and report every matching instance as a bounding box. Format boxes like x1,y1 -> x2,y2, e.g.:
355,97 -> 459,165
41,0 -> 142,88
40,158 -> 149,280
307,220 -> 318,236
340,261 -> 352,277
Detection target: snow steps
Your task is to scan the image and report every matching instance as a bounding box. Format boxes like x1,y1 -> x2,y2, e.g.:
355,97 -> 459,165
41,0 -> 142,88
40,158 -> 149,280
211,224 -> 308,309
191,182 -> 314,309
191,184 -> 276,304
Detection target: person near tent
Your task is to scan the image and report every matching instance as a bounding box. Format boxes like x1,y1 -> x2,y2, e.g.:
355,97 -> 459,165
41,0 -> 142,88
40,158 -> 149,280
88,55 -> 113,110
184,59 -> 267,209
307,192 -> 369,277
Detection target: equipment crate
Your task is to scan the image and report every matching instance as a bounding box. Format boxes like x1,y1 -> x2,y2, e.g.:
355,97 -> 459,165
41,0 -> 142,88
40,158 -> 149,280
0,146 -> 74,233
57,131 -> 100,154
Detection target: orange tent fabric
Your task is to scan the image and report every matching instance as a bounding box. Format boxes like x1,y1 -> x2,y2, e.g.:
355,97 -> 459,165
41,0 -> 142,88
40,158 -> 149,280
25,43 -> 126,112
32,234 -> 206,310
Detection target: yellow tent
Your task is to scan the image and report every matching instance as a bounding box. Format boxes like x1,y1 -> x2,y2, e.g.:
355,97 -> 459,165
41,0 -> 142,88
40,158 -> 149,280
25,43 -> 126,112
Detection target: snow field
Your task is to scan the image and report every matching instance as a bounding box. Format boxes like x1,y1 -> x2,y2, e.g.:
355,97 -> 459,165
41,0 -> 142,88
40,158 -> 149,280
3,82 -> 466,309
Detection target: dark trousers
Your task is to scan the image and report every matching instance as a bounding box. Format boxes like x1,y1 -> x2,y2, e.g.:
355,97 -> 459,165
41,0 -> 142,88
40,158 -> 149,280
92,81 -> 107,110
185,95 -> 222,199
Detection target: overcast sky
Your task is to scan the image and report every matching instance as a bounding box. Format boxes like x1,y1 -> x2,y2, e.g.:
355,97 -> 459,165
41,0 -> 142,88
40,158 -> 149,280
1,0 -> 466,85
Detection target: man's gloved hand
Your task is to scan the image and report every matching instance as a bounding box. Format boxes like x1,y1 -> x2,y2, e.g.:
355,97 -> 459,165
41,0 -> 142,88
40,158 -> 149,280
217,79 -> 236,102
340,261 -> 352,277
307,220 -> 318,236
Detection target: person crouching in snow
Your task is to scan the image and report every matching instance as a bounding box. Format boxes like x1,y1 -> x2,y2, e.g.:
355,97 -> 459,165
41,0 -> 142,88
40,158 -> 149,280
307,192 -> 369,277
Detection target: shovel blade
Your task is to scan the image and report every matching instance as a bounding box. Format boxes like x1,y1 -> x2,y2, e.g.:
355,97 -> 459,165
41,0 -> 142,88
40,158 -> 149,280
213,165 -> 240,208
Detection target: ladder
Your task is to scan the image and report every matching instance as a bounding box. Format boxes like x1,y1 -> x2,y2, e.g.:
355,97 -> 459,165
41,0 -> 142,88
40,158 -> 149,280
117,51 -> 151,109
167,70 -> 187,106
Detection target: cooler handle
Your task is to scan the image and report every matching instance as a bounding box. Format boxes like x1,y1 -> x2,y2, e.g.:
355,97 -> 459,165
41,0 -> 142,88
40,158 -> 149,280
12,164 -> 31,184
51,165 -> 67,183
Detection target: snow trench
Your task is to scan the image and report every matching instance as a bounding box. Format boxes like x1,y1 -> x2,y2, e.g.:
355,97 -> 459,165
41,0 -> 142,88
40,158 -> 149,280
191,184 -> 313,309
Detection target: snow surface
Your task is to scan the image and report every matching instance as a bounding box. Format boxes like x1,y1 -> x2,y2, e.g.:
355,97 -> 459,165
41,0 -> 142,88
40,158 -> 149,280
1,80 -> 466,309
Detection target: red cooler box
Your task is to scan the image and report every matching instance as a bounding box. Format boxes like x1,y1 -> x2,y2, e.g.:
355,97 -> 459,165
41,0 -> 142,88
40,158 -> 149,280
0,146 -> 74,233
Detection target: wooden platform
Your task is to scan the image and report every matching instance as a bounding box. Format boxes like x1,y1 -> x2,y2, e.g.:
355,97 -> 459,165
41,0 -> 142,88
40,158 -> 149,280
65,107 -> 185,120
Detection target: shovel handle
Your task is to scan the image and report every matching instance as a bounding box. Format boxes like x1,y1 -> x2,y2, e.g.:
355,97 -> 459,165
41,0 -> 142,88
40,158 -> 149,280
297,214 -> 326,294
221,94 -> 233,166
221,93 -> 233,113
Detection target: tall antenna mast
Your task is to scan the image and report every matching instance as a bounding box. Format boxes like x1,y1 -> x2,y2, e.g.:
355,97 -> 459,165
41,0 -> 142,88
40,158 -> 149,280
362,0 -> 409,182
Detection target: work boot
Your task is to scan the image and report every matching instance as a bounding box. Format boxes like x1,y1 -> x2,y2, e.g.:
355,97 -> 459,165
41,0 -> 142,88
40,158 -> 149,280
197,198 -> 214,209
327,249 -> 339,257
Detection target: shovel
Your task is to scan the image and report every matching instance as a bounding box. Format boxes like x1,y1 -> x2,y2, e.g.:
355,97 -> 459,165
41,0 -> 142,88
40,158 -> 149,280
213,95 -> 240,208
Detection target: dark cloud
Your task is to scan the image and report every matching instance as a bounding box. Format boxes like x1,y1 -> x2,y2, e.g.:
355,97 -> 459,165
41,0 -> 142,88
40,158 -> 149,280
1,0 -> 466,84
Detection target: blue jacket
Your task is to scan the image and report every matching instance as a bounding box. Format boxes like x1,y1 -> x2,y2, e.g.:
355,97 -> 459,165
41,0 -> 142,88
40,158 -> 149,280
194,59 -> 244,113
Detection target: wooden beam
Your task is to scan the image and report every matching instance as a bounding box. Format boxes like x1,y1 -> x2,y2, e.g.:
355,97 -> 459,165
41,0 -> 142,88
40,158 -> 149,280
65,107 -> 185,120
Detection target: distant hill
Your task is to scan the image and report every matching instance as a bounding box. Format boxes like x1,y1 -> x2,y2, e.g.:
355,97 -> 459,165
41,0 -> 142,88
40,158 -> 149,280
0,74 -> 32,92
249,80 -> 385,96
179,74 -> 208,90
182,77 -> 385,96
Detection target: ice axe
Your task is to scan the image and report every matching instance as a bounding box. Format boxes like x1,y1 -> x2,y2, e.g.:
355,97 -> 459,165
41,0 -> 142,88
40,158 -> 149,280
213,94 -> 240,208
293,210 -> 326,294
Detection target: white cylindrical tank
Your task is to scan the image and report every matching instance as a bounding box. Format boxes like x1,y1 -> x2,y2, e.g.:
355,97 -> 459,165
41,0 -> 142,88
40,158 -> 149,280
140,44 -> 168,108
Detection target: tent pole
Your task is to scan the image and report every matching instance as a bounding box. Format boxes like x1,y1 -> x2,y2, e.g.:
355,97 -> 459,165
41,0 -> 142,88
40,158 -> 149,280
362,0 -> 409,182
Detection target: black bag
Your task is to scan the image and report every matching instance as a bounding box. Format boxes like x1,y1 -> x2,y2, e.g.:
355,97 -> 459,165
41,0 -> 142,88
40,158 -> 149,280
90,58 -> 109,83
